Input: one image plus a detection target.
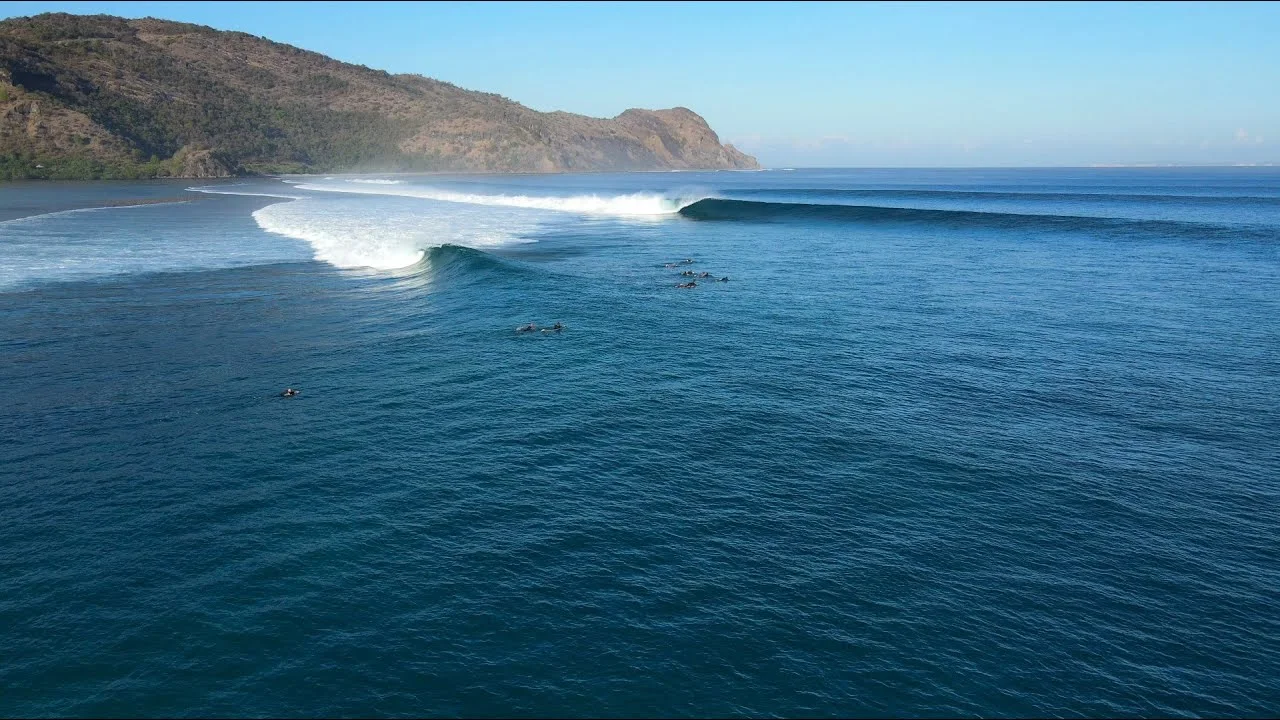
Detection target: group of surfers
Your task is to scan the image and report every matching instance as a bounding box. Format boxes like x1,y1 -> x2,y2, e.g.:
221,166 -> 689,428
665,258 -> 729,289
517,321 -> 564,334
510,258 -> 729,336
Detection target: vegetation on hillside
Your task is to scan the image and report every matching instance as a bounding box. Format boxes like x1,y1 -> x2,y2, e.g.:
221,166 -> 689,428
0,13 -> 758,180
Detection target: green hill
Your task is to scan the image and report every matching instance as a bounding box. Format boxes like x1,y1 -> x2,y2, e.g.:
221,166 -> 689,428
0,12 -> 758,180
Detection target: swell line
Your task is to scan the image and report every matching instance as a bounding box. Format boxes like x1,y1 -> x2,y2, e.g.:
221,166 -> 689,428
729,188 -> 1280,204
294,181 -> 707,216
678,198 -> 1278,242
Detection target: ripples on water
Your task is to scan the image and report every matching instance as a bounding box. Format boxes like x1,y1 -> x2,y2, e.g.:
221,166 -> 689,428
1,169 -> 1278,716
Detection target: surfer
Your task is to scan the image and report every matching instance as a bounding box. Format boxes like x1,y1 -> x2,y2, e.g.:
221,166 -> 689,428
281,388 -> 299,398
552,322 -> 564,331
677,281 -> 697,289
517,323 -> 537,333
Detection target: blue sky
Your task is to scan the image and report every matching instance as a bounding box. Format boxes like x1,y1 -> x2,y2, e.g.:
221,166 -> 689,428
3,1 -> 1278,167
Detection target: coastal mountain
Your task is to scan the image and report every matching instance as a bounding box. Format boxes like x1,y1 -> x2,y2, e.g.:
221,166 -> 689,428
0,13 -> 759,179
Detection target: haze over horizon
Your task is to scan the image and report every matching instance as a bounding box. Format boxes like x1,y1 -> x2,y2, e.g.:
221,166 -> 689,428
2,0 -> 1277,168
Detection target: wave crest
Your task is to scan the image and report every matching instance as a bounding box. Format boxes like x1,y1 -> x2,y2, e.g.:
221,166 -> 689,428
296,180 -> 708,216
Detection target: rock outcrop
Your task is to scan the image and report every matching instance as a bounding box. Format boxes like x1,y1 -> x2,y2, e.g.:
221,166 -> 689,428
168,146 -> 237,178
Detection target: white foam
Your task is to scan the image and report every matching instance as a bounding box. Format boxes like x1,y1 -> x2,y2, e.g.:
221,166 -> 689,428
349,178 -> 405,185
192,181 -> 552,271
251,195 -> 537,271
0,199 -> 308,290
296,180 -> 708,217
186,185 -> 306,200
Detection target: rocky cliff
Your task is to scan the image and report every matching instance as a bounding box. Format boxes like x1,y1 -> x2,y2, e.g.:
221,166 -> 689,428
0,13 -> 759,179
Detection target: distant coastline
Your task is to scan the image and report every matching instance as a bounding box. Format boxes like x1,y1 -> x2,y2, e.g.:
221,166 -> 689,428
1,13 -> 758,181
8,164 -> 1280,184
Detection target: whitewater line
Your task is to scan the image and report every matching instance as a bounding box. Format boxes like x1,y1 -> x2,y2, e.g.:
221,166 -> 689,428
185,186 -> 307,200
294,181 -> 710,217
0,201 -> 191,228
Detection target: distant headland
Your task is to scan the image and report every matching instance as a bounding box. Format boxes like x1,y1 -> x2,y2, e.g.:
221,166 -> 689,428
0,13 -> 759,180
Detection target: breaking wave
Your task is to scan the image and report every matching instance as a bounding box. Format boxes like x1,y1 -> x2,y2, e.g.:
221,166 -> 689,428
187,180 -> 715,271
188,183 -> 533,270
727,188 -> 1280,204
249,195 -> 541,270
296,180 -> 708,216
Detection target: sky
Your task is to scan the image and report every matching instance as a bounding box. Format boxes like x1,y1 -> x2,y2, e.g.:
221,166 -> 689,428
2,1 -> 1278,167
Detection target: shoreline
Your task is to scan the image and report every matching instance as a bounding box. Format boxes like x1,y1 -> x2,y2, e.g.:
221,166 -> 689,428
3,163 -> 1279,186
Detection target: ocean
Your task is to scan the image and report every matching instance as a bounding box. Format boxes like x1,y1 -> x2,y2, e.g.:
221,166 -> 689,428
2,167 -> 1278,717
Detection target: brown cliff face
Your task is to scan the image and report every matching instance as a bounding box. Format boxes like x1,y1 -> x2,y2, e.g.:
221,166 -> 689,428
0,13 -> 759,177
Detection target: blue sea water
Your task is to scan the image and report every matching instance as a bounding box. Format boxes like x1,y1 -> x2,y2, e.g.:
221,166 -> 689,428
1,167 -> 1278,717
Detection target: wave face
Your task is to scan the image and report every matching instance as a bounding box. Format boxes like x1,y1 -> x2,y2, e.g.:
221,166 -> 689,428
422,243 -> 520,282
730,188 -> 1280,203
678,198 -> 1278,242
